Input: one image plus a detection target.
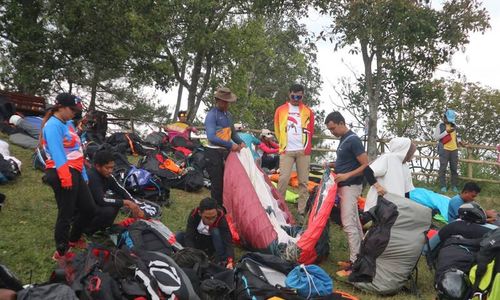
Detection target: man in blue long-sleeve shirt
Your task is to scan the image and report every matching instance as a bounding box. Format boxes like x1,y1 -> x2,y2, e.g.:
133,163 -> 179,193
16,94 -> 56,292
204,87 -> 245,207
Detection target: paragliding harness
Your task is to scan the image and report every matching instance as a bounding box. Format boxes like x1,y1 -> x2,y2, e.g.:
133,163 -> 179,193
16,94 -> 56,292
234,252 -> 303,300
121,166 -> 169,205
32,146 -> 47,171
117,219 -> 183,255
81,110 -> 108,144
0,153 -> 20,183
469,228 -> 500,299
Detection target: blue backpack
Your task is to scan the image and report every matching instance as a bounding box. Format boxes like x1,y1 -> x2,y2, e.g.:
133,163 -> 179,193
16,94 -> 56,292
285,264 -> 333,298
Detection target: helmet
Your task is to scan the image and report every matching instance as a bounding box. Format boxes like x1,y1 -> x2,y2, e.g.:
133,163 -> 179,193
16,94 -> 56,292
436,268 -> 471,299
458,202 -> 486,224
445,109 -> 457,123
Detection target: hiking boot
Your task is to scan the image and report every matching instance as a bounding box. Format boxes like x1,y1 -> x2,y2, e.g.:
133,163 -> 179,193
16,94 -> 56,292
337,260 -> 352,270
68,239 -> 87,249
440,187 -> 447,193
451,186 -> 459,193
335,269 -> 352,277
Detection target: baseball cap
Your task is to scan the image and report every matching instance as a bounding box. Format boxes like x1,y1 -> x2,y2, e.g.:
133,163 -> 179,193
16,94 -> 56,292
55,93 -> 83,110
260,129 -> 273,138
445,109 -> 456,123
234,123 -> 243,130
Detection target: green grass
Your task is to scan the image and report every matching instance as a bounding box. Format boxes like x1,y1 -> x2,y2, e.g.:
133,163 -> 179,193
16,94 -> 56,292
0,135 -> 498,299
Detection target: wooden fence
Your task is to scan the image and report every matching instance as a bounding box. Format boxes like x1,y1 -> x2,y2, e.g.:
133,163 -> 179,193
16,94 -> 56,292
231,128 -> 500,185
112,120 -> 500,184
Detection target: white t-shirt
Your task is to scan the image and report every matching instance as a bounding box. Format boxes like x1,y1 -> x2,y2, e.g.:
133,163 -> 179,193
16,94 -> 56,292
286,104 -> 303,151
197,220 -> 211,236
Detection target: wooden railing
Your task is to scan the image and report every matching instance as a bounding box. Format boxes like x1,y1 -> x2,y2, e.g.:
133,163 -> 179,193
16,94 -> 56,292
230,128 -> 500,184
113,122 -> 500,184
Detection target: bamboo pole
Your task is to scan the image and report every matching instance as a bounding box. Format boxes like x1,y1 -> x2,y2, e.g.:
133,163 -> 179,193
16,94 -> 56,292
412,172 -> 500,184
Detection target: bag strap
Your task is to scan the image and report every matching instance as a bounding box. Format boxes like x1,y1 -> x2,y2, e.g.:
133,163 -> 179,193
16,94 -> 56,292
300,264 -> 321,299
124,133 -> 138,156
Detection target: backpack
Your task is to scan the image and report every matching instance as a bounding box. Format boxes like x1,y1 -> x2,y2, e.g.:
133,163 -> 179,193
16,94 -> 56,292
105,132 -> 146,156
434,236 -> 482,282
0,154 -> 20,182
17,283 -> 78,300
119,219 -> 183,254
134,250 -> 200,300
0,96 -> 15,122
286,264 -> 333,298
0,264 -> 23,291
32,147 -> 47,171
469,228 -> 500,299
183,168 -> 204,192
234,252 -> 302,300
52,244 -> 146,300
144,131 -> 169,149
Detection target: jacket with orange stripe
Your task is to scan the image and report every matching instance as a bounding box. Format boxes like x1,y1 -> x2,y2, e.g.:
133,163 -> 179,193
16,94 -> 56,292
274,101 -> 315,155
42,116 -> 87,187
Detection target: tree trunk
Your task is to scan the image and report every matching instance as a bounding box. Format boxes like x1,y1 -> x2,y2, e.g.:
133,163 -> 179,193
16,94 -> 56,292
186,52 -> 204,122
361,40 -> 378,160
88,70 -> 99,111
172,60 -> 186,121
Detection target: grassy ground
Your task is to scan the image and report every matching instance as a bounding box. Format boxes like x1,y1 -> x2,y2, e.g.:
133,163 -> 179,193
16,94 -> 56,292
0,136 -> 498,299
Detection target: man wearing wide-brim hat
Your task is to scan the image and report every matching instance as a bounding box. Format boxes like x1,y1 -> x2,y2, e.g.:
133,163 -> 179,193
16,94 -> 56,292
203,87 -> 245,207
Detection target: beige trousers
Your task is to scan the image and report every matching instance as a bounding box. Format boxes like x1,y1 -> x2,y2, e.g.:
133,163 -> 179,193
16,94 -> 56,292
338,184 -> 363,263
277,150 -> 310,214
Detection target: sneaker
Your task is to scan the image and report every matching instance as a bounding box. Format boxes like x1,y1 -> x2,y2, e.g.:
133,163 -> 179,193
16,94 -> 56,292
440,187 -> 447,193
336,269 -> 352,277
451,186 -> 459,193
68,239 -> 87,249
337,261 -> 352,270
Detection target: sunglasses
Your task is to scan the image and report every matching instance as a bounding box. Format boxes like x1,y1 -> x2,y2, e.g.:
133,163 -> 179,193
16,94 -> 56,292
291,95 -> 303,100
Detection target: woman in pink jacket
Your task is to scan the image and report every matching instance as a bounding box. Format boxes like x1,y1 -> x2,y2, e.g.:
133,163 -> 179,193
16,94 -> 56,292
257,129 -> 280,171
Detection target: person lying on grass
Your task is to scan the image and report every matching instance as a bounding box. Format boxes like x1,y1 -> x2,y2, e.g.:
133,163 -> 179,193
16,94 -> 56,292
176,197 -> 235,269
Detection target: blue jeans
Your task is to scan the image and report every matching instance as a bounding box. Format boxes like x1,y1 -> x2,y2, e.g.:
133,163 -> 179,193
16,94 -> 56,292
176,228 -> 228,262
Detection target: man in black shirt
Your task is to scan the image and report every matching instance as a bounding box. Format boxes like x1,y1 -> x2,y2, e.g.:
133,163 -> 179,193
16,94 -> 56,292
86,150 -> 143,233
325,111 -> 369,277
176,197 -> 235,269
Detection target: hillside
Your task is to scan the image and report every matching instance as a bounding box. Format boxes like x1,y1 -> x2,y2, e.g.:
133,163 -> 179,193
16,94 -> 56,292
0,136 -> 498,299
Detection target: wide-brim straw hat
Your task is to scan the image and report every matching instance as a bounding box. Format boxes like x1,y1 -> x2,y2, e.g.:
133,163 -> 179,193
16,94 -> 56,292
214,87 -> 237,103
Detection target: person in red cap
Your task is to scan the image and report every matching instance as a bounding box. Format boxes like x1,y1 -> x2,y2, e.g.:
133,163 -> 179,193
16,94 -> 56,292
40,93 -> 96,260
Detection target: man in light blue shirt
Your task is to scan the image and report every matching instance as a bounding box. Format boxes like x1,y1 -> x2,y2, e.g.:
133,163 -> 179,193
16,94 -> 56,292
448,182 -> 481,221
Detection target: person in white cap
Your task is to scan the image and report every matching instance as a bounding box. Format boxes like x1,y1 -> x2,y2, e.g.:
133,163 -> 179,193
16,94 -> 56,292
434,109 -> 462,193
8,114 -> 42,139
257,129 -> 279,171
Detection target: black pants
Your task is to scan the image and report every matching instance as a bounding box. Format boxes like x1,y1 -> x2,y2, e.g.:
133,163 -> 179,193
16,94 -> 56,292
438,149 -> 458,188
176,229 -> 229,263
261,154 -> 279,170
86,206 -> 120,234
45,168 -> 96,254
204,147 -> 228,207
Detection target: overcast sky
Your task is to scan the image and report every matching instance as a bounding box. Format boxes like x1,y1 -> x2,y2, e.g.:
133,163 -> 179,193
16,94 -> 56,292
162,1 -> 499,130
305,0 -> 500,122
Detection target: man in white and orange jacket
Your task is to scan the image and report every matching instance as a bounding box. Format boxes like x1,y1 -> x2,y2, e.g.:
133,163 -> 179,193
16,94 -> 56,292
274,83 -> 314,218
